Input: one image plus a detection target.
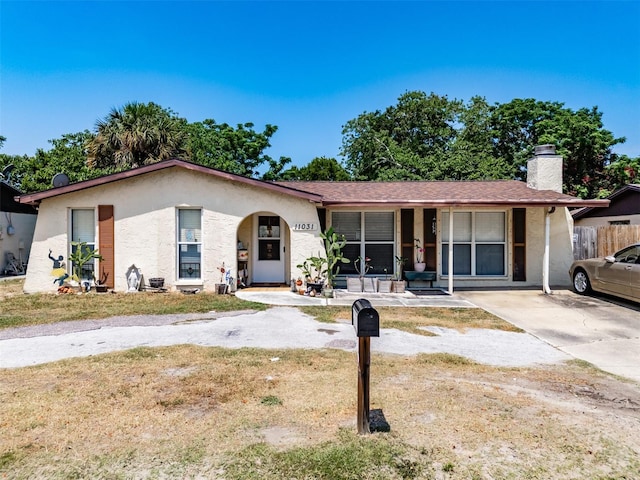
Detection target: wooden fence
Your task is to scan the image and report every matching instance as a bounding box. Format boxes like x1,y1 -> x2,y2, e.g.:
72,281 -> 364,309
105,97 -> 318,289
573,225 -> 640,260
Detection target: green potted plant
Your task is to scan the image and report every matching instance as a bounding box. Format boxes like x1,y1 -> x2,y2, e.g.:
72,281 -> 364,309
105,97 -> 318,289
393,255 -> 407,293
297,227 -> 349,297
414,238 -> 426,272
69,241 -> 103,292
319,226 -> 350,297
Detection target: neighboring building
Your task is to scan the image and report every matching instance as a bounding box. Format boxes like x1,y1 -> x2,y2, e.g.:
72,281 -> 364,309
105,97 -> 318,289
17,146 -> 607,294
1,179 -> 37,275
572,184 -> 640,226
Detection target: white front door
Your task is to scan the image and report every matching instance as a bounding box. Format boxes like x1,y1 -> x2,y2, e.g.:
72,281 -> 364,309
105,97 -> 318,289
252,215 -> 286,283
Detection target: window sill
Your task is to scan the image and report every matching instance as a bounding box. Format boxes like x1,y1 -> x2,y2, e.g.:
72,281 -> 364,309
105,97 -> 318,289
175,279 -> 204,286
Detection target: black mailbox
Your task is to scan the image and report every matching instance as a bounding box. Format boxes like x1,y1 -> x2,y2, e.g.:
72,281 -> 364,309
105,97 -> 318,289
352,299 -> 380,337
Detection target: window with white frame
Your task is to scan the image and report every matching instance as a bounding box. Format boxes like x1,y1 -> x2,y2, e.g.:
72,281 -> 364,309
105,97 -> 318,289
70,209 -> 96,280
331,211 -> 395,275
178,209 -> 202,279
441,211 -> 506,276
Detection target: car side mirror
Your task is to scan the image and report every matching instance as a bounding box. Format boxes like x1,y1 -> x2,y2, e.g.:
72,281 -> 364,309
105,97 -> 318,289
604,255 -> 616,263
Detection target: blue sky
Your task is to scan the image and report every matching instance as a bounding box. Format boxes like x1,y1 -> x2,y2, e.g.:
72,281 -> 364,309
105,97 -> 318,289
1,0 -> 639,169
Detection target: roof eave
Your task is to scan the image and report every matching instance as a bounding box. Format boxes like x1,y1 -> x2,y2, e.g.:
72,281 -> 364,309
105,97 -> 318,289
320,199 -> 611,208
17,159 -> 323,205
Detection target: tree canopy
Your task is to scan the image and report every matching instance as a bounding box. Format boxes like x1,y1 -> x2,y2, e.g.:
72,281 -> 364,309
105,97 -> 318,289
184,119 -> 289,178
270,157 -> 350,181
1,95 -> 636,197
341,91 -> 629,197
87,102 -> 188,169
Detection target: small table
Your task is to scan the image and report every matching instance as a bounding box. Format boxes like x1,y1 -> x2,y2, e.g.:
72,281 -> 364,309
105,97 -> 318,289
404,271 -> 436,288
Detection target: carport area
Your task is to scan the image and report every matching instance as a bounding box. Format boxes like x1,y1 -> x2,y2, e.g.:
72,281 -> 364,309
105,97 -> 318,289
459,289 -> 640,383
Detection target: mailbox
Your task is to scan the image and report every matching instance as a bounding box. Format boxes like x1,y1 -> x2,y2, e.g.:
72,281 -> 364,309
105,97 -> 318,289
352,299 -> 380,337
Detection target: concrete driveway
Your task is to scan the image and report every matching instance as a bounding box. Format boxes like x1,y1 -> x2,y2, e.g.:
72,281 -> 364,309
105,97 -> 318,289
459,289 -> 640,383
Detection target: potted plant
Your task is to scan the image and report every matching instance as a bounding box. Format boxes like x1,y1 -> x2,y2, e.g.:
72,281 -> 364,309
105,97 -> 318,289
69,241 -> 103,292
297,227 -> 350,297
307,255 -> 326,294
393,255 -> 407,293
296,257 -> 324,294
216,263 -> 228,294
414,238 -> 426,272
348,255 -> 371,292
319,226 -> 350,297
378,268 -> 393,293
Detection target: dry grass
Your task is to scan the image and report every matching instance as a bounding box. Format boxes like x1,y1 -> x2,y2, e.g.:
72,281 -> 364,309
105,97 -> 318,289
2,346 -> 639,479
0,278 -> 23,300
301,305 -> 523,336
0,279 -> 265,329
2,279 -> 638,477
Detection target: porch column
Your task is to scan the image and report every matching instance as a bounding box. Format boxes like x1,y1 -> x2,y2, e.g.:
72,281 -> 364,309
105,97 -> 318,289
448,206 -> 454,295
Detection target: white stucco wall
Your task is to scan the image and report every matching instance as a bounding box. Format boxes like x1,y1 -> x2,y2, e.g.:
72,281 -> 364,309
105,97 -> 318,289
23,168 -> 322,293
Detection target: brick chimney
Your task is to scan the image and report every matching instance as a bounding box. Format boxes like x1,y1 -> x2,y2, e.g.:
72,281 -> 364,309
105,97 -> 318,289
527,145 -> 563,193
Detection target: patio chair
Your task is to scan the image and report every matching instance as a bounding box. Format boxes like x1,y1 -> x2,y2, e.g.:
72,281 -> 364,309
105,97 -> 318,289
3,251 -> 25,275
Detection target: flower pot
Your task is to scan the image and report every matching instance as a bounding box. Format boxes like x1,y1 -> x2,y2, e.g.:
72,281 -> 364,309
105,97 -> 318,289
363,277 -> 378,293
347,277 -> 363,292
393,280 -> 406,293
378,280 -> 393,293
307,282 -> 323,294
414,262 -> 426,272
322,287 -> 334,298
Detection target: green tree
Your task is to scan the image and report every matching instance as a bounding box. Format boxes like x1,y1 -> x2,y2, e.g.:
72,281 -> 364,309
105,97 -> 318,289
274,157 -> 351,180
446,96 -> 514,180
87,102 -> 187,169
490,99 -> 624,197
185,119 -> 284,178
4,131 -> 110,193
341,92 -> 627,197
596,154 -> 640,197
341,91 -> 463,180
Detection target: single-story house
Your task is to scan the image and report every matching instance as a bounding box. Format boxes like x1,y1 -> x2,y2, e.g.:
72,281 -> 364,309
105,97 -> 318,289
17,145 -> 607,294
572,184 -> 640,226
1,178 -> 37,275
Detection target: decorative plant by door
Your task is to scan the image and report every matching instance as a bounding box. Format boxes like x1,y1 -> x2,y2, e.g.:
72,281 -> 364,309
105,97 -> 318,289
69,241 -> 103,282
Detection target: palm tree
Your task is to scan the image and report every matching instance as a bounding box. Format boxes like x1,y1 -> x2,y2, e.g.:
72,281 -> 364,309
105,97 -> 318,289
87,102 -> 187,169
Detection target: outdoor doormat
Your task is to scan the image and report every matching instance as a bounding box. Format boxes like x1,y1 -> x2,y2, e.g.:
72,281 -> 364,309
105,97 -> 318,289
411,288 -> 449,296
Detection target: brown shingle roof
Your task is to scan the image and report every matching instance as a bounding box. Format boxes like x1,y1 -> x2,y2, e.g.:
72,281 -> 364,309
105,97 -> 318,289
17,159 -> 323,205
16,158 -> 608,208
278,180 -> 608,208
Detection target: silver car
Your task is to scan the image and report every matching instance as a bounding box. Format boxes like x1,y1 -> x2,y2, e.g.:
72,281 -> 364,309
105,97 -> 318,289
569,243 -> 640,303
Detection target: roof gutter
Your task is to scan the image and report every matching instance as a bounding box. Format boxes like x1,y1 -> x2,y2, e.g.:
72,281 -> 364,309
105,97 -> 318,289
318,199 -> 610,208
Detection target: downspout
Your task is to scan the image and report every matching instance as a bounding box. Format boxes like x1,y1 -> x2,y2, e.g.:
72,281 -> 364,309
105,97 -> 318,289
543,206 -> 556,294
448,206 -> 454,295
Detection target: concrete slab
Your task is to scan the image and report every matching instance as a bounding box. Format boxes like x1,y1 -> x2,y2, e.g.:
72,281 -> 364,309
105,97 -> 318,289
235,288 -> 475,308
459,289 -> 640,383
0,306 -> 567,369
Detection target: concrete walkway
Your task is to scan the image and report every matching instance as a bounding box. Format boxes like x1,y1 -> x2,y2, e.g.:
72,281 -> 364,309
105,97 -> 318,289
2,287 -> 637,383
235,288 -> 474,308
459,289 -> 640,383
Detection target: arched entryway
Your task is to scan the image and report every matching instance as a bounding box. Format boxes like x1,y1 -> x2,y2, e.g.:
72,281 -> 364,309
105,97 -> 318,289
237,212 -> 290,286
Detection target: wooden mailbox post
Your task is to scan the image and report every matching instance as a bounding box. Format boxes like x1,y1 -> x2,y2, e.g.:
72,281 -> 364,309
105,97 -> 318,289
352,299 -> 380,434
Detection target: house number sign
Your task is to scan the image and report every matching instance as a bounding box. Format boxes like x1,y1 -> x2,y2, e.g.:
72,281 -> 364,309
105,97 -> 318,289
292,223 -> 317,231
